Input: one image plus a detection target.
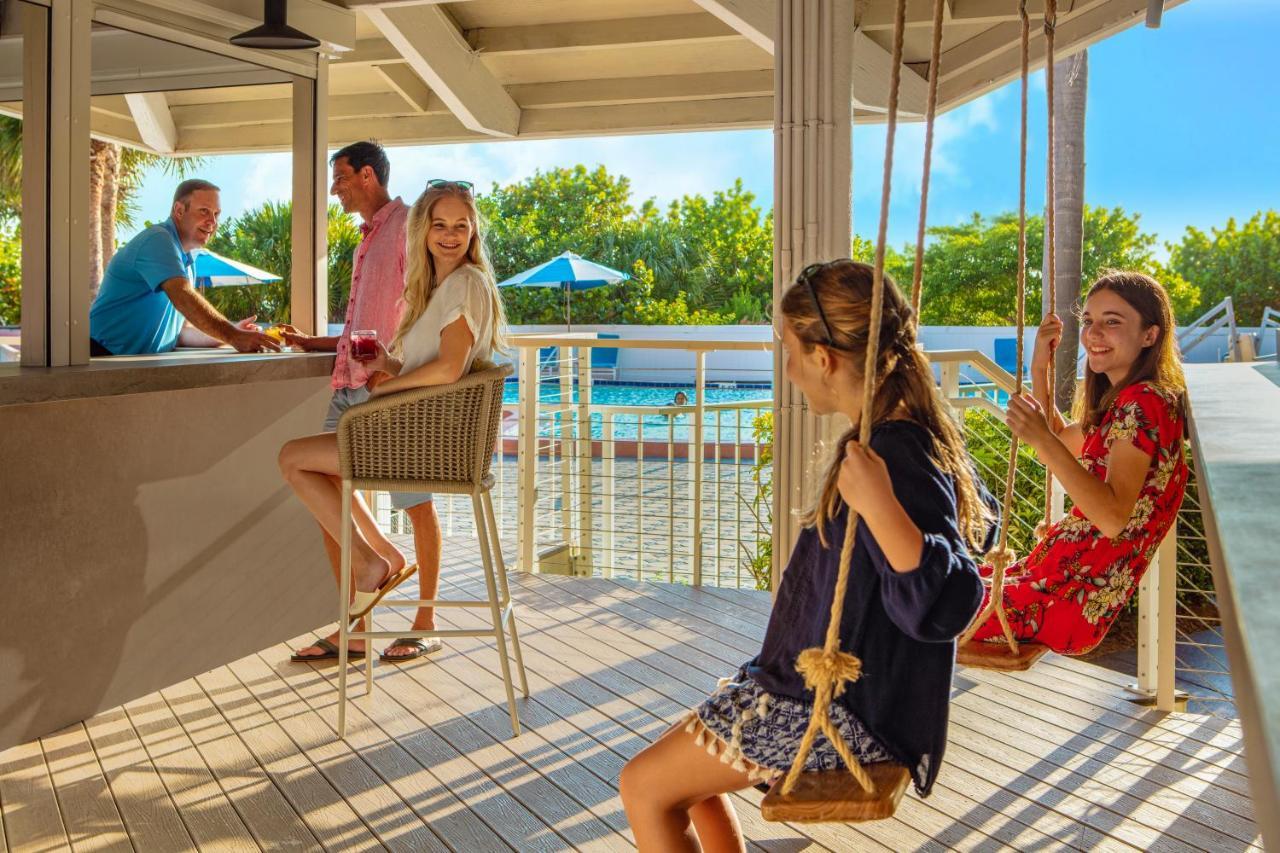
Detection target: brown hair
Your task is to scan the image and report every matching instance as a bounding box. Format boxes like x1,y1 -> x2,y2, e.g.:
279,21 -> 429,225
780,259 -> 991,549
1075,270 -> 1185,431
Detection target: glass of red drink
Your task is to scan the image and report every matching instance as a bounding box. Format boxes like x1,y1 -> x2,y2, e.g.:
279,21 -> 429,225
351,329 -> 378,362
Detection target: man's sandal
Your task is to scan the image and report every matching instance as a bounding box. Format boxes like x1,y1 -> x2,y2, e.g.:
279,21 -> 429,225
290,637 -> 366,662
379,637 -> 443,663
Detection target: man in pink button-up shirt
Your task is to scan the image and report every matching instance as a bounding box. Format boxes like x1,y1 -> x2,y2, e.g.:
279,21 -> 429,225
283,141 -> 439,664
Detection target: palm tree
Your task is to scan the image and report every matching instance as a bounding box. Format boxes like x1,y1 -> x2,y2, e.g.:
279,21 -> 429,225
0,116 -> 200,300
1044,50 -> 1088,412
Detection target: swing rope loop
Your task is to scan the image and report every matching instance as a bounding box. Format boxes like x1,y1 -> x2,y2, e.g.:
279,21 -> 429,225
957,0 -> 1050,656
780,0 -> 910,799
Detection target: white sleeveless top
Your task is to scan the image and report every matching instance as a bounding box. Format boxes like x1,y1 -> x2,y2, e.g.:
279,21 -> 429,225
398,264 -> 494,375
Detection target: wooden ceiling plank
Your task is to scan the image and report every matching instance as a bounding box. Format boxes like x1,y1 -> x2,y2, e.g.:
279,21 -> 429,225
365,3 -> 520,136
374,62 -> 433,112
123,91 -> 178,154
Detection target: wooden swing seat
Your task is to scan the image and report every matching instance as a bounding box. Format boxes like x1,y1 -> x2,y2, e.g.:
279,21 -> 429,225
761,762 -> 911,824
956,639 -> 1049,671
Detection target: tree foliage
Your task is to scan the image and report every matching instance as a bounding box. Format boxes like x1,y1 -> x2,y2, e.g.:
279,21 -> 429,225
478,165 -> 772,325
1167,210 -> 1280,325
202,202 -> 361,325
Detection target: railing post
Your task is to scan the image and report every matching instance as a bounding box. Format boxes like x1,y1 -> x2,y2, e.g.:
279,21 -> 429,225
576,346 -> 595,575
692,350 -> 706,587
517,347 -> 538,573
1157,521 -> 1178,711
940,361 -> 960,405
1133,524 -> 1181,711
559,350 -> 573,552
603,411 -> 615,578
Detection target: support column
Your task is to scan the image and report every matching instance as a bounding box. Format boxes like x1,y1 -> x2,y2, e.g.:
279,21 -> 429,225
771,0 -> 855,590
48,0 -> 92,365
291,58 -> 329,335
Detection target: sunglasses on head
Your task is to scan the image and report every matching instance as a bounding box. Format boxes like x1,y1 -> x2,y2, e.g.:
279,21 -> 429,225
427,178 -> 474,193
796,261 -> 843,350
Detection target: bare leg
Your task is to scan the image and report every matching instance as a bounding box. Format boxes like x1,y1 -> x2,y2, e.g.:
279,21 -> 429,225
383,500 -> 441,659
279,433 -> 400,597
620,721 -> 751,852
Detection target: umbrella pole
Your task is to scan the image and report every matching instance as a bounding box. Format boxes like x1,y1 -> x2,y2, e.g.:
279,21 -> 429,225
565,288 -> 572,333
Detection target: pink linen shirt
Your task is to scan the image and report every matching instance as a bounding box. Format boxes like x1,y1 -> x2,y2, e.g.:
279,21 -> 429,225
332,197 -> 409,390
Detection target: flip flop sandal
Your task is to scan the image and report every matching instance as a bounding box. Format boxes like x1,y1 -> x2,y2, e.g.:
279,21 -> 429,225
349,562 -> 418,621
379,637 -> 443,663
290,637 -> 366,663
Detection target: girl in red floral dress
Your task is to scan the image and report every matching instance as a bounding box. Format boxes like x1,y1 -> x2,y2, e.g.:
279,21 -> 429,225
970,271 -> 1188,655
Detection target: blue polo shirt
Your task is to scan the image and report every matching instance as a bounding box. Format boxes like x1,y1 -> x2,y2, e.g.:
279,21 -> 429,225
89,219 -> 195,355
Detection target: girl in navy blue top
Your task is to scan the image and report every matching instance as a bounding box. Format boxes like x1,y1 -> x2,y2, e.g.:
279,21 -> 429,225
620,260 -> 995,851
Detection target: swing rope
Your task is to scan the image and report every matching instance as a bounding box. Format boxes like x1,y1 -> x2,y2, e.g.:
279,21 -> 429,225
780,0 -> 912,799
1042,0 -> 1060,532
957,0 -> 1035,653
910,0 -> 948,322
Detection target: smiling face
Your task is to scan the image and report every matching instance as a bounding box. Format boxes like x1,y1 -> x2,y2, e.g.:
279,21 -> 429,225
1081,287 -> 1160,385
425,194 -> 475,269
171,189 -> 220,250
329,157 -> 377,215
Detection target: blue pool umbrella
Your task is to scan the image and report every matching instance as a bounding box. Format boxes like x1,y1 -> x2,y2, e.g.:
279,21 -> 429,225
193,251 -> 283,289
497,250 -> 629,330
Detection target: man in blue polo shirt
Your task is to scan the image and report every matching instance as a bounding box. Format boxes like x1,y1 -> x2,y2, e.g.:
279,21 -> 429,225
89,179 -> 279,356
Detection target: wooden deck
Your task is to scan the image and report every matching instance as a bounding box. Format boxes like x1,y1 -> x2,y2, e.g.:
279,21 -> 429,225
0,536 -> 1262,852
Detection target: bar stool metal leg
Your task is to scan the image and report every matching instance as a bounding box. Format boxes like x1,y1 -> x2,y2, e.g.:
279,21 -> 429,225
473,493 -> 521,736
338,479 -> 354,738
484,490 -> 528,697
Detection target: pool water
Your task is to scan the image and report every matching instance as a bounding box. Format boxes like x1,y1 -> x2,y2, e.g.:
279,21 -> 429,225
502,382 -> 773,443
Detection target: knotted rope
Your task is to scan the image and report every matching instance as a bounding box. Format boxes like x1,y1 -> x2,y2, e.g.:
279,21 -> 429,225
780,0 -> 910,798
958,0 -> 1034,654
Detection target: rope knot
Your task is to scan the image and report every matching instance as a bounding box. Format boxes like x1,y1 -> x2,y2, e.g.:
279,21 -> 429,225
983,546 -> 1017,572
795,647 -> 863,699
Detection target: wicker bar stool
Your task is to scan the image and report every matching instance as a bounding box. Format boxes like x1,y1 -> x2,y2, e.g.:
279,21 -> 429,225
334,363 -> 528,738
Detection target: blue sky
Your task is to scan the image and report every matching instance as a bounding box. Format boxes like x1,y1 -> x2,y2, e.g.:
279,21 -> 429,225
130,0 -> 1277,253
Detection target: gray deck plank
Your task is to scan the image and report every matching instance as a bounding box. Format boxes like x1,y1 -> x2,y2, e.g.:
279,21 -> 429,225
122,693 -> 259,851
0,540 -> 1262,852
82,707 -> 195,852
40,723 -> 129,851
0,740 -> 68,852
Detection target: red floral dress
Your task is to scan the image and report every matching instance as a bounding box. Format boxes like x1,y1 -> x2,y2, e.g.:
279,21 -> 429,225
970,381 -> 1188,655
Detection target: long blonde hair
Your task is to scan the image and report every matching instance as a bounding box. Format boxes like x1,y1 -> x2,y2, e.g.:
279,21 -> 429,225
392,183 -> 509,356
780,259 -> 991,550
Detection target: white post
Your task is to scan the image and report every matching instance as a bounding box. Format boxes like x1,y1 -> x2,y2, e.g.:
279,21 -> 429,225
559,350 -> 573,553
602,411 -> 615,578
576,346 -> 595,574
1157,523 -> 1178,711
517,347 -> 539,572
20,3 -> 50,367
692,351 -> 707,586
771,0 -> 856,591
940,362 -> 960,405
291,59 -> 328,336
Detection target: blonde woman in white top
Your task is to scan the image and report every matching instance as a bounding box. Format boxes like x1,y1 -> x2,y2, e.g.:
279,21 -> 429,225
280,180 -> 509,663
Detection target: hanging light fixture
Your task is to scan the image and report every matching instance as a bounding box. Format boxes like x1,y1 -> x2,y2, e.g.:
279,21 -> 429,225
230,0 -> 320,50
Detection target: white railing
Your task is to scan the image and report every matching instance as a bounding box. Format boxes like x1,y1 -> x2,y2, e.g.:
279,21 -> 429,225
367,334 -> 1189,710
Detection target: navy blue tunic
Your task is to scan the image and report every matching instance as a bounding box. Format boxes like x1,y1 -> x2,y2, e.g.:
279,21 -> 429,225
746,420 -> 995,796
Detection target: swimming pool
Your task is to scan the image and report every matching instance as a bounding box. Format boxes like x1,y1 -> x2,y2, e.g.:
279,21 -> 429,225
502,381 -> 773,443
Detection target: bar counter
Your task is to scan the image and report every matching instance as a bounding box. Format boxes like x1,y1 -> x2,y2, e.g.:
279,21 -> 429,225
0,350 -> 341,750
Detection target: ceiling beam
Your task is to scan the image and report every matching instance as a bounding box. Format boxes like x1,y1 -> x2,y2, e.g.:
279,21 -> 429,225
686,1 -> 774,53
365,4 -> 520,137
466,14 -> 742,55
859,0 -> 1042,30
374,63 -> 434,113
509,71 -> 774,109
123,92 -> 178,154
170,92 -> 444,128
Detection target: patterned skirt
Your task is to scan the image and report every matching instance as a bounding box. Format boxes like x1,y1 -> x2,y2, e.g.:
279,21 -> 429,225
684,665 -> 891,785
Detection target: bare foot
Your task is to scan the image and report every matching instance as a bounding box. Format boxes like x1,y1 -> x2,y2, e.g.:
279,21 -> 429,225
353,554 -> 393,595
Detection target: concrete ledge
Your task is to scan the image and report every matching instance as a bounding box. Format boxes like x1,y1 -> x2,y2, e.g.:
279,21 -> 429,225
1185,362 -> 1280,849
0,350 -> 336,407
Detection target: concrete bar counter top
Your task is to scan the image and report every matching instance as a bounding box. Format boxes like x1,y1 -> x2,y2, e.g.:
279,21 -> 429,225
0,349 -> 336,407
0,350 -> 341,750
